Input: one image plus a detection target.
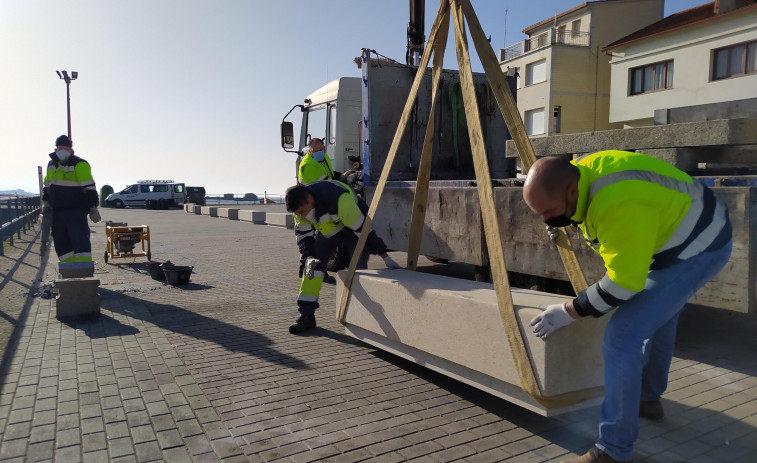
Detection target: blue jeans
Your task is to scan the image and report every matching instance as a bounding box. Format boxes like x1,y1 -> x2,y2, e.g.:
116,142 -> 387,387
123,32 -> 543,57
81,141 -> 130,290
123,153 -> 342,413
596,241 -> 732,461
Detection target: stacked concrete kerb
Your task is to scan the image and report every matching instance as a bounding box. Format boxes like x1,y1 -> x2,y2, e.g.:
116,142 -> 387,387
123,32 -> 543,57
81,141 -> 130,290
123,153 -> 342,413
55,262 -> 100,321
266,212 -> 294,229
238,210 -> 266,224
218,208 -> 239,220
200,206 -> 218,217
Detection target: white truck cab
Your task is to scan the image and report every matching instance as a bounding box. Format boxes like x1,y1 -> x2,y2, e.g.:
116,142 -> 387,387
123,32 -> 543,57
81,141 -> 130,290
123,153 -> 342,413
106,180 -> 186,209
281,77 -> 362,177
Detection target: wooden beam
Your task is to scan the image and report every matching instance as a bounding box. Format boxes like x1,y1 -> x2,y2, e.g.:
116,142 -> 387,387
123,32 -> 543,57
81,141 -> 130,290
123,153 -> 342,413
459,0 -> 588,294
407,11 -> 450,271
450,0 -> 546,403
337,2 -> 452,324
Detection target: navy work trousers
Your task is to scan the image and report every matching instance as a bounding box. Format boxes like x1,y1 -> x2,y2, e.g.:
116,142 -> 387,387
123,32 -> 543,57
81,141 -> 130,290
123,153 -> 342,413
51,208 -> 92,262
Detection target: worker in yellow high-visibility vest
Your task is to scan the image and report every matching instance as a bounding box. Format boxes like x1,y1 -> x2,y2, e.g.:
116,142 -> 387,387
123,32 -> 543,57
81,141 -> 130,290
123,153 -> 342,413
523,151 -> 732,463
285,180 -> 400,334
42,135 -> 101,263
298,138 -> 339,184
298,137 -> 341,285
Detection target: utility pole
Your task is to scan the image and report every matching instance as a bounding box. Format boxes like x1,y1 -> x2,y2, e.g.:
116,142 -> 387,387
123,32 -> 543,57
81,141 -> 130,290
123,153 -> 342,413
55,70 -> 78,138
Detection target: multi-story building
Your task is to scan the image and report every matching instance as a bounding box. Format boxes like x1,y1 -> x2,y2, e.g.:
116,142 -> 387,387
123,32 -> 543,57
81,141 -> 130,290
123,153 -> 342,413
603,0 -> 757,127
498,0 -> 664,136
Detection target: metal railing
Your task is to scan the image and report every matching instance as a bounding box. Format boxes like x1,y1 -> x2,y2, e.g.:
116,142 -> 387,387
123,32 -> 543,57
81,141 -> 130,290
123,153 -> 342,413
501,29 -> 591,61
0,195 -> 41,256
203,193 -> 284,205
555,29 -> 590,47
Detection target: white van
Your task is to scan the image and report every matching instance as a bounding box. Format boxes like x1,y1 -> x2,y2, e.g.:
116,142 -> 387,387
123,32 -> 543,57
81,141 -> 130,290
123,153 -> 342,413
105,180 -> 186,209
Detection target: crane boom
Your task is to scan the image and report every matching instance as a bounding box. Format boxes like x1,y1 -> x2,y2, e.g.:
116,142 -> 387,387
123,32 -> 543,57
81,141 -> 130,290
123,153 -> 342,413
407,0 -> 425,65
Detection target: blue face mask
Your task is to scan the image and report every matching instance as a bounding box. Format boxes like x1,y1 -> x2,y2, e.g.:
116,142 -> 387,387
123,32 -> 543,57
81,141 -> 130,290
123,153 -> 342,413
312,150 -> 326,162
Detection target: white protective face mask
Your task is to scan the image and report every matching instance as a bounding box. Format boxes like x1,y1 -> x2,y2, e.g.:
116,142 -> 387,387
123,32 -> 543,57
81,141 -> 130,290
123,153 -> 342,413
305,208 -> 316,222
56,149 -> 71,161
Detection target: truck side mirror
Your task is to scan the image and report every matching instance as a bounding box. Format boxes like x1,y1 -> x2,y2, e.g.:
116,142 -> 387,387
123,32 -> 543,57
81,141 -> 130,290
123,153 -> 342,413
281,122 -> 294,150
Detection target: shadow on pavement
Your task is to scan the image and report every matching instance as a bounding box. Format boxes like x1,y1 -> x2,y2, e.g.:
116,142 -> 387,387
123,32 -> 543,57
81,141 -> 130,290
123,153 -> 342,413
98,288 -> 310,370
60,312 -> 141,338
0,228 -> 47,392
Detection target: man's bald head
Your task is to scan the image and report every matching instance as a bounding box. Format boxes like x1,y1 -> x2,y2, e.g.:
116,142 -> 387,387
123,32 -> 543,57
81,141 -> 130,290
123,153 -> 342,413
523,156 -> 580,222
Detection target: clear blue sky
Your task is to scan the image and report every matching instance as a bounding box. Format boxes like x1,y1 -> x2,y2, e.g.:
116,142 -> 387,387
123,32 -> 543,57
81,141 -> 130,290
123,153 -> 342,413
0,0 -> 706,196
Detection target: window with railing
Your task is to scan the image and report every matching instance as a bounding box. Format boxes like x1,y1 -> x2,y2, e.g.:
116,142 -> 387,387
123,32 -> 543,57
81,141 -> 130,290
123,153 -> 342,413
630,60 -> 674,95
712,40 -> 757,81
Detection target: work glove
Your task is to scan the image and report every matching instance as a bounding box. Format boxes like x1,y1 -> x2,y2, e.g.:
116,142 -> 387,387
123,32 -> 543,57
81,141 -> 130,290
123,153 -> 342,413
42,201 -> 52,213
530,303 -> 574,339
383,255 -> 401,270
304,256 -> 321,280
89,207 -> 101,223
546,225 -> 560,242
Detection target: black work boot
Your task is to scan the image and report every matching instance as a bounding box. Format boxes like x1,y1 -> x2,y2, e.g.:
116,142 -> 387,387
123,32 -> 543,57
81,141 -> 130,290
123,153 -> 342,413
289,315 -> 317,334
322,273 -> 336,285
639,399 -> 664,420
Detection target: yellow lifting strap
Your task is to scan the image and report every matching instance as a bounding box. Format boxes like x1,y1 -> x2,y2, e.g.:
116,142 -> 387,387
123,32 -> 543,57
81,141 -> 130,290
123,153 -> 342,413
338,0 -> 593,409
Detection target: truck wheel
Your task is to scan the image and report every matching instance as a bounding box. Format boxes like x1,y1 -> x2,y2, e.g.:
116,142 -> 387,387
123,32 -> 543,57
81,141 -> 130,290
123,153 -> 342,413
327,242 -> 350,272
114,200 -> 124,209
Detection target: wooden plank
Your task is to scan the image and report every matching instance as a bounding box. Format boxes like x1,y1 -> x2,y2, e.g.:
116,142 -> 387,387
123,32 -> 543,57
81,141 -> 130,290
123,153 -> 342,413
407,12 -> 450,271
337,2 -> 451,324
451,0 -> 545,403
460,0 -> 588,295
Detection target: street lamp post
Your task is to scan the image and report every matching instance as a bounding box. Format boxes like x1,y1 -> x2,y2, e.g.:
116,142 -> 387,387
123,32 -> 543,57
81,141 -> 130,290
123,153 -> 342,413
55,70 -> 78,138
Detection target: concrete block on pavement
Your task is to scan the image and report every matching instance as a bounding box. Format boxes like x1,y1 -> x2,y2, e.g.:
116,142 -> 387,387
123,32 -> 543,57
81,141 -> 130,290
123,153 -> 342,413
192,205 -> 202,214
58,262 -> 95,278
266,213 -> 294,229
337,269 -> 608,416
184,203 -> 194,213
55,277 -> 101,320
238,210 -> 266,223
218,208 -> 239,220
200,206 -> 218,217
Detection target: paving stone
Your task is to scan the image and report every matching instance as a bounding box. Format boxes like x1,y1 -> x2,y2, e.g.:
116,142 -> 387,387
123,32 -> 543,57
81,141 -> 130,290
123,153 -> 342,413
134,440 -> 162,462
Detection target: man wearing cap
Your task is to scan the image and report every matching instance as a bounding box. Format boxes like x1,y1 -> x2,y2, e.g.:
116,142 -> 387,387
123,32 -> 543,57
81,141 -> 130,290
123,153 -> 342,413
42,135 -> 101,262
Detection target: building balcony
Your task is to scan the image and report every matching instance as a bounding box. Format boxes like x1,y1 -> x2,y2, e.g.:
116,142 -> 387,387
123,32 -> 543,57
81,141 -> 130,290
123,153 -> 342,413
499,29 -> 591,62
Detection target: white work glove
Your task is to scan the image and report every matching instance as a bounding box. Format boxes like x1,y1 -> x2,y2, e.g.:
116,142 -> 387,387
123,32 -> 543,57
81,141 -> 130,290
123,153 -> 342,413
89,207 -> 101,223
546,225 -> 559,242
42,201 -> 53,213
305,256 -> 320,280
383,255 -> 401,269
530,303 -> 574,339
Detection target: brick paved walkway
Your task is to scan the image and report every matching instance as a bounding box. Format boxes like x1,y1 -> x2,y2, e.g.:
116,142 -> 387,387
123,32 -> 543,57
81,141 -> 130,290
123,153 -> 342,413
1,208 -> 756,462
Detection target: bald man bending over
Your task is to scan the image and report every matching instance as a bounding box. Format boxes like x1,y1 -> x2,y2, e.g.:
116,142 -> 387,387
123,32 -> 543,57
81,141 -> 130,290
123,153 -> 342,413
523,152 -> 732,463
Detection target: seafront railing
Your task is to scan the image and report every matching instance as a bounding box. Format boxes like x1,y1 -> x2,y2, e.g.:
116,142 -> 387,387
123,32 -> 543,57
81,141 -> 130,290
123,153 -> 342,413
0,195 -> 41,256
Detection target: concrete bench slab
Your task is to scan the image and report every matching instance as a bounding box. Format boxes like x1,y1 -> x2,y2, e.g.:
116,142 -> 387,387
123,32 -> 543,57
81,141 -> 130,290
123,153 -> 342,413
266,213 -> 294,229
218,208 -> 239,220
337,269 -> 608,416
58,262 -> 94,278
238,210 -> 266,224
200,206 -> 218,217
55,277 -> 101,320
